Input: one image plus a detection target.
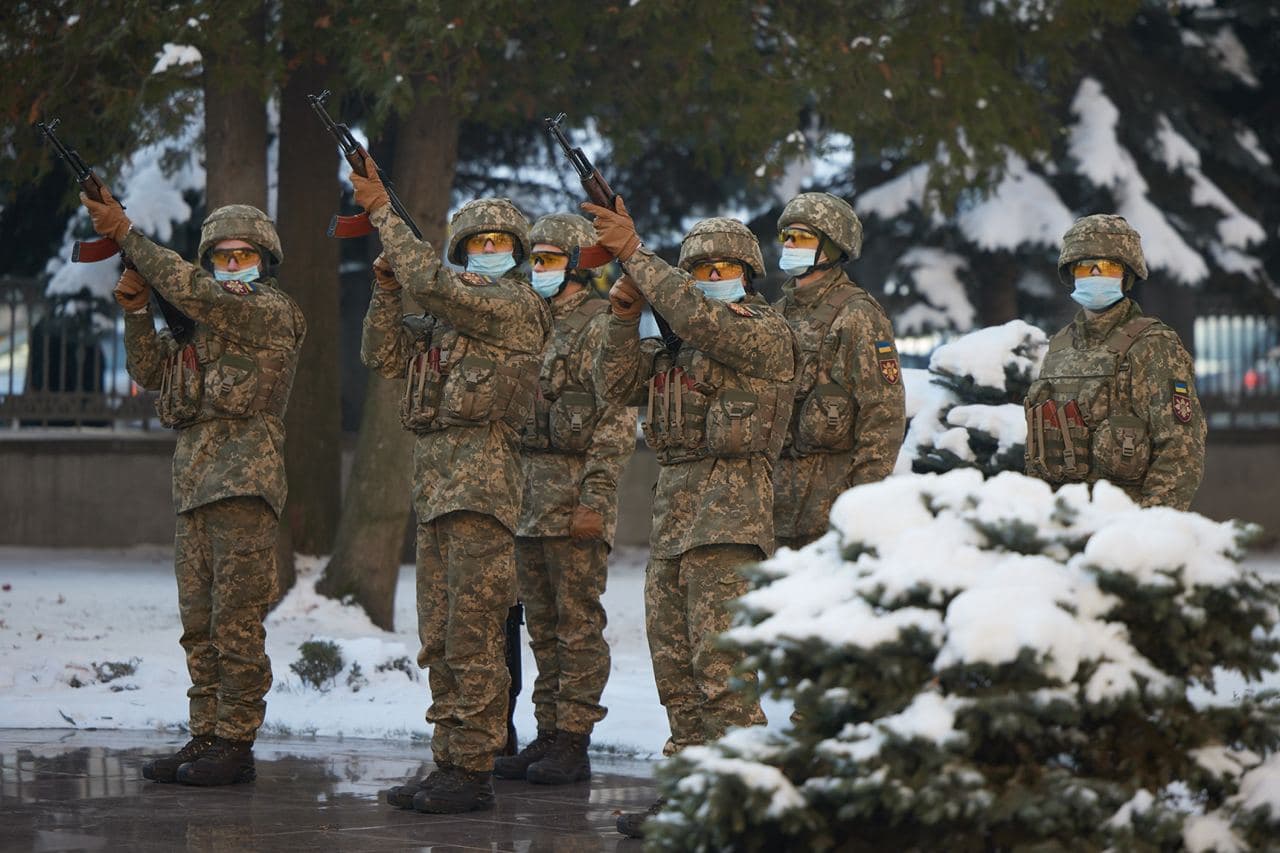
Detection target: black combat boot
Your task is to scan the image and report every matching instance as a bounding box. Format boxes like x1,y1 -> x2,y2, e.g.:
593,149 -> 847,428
175,736 -> 256,786
492,729 -> 556,780
616,797 -> 667,839
385,763 -> 453,809
526,730 -> 591,785
141,734 -> 216,783
411,766 -> 495,814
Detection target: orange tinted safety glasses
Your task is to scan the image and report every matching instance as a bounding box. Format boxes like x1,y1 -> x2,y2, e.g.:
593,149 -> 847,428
689,259 -> 747,281
530,250 -> 570,269
1070,259 -> 1126,279
209,247 -> 261,268
777,227 -> 821,248
464,231 -> 516,252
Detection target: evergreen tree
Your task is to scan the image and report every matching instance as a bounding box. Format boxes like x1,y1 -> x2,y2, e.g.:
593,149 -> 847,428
647,470 -> 1280,851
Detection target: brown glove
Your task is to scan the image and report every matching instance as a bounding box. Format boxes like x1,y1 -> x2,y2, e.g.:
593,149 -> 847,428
80,184 -> 132,242
569,504 -> 605,543
372,253 -> 400,292
608,275 -> 645,322
350,151 -> 390,213
581,195 -> 642,261
113,268 -> 150,312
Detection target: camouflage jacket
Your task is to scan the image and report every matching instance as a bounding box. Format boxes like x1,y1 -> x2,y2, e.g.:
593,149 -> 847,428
595,248 -> 798,558
1025,298 -> 1205,510
361,204 -> 551,533
771,268 -> 906,540
119,231 -> 306,517
518,290 -> 636,544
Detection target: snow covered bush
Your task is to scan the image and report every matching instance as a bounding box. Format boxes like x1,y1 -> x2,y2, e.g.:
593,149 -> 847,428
899,320 -> 1048,477
646,470 -> 1280,851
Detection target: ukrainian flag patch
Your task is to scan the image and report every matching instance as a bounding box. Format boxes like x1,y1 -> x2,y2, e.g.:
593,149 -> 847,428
876,340 -> 895,355
1172,379 -> 1192,423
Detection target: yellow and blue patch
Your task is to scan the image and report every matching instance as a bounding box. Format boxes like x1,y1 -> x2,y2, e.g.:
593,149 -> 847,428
876,340 -> 895,355
1172,379 -> 1192,423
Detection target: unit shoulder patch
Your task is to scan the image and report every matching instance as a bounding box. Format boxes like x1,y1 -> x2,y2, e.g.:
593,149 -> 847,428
875,339 -> 900,385
459,271 -> 492,287
1172,379 -> 1192,423
727,302 -> 763,318
218,278 -> 257,296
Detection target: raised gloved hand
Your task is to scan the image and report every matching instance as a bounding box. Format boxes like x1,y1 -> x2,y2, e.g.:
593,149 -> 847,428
569,504 -> 605,543
350,151 -> 390,213
114,268 -> 150,312
608,275 -> 645,322
80,185 -> 132,242
581,195 -> 641,261
372,253 -> 400,292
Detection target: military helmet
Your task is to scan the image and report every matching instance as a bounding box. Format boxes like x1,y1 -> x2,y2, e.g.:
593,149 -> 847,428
530,213 -> 597,267
777,192 -> 863,260
1057,214 -> 1148,284
677,217 -> 765,279
199,204 -> 283,265
446,197 -> 531,265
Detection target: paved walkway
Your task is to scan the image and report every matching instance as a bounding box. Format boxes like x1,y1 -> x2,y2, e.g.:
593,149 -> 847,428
0,729 -> 658,851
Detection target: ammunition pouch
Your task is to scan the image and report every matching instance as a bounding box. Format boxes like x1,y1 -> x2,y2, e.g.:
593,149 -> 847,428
643,367 -> 783,463
548,390 -> 598,453
793,382 -> 857,454
1091,415 -> 1150,483
157,345 -> 203,428
401,346 -> 448,433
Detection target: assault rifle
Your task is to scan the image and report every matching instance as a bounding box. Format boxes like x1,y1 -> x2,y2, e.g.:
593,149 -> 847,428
308,90 -> 422,240
38,119 -> 195,343
543,112 -> 617,269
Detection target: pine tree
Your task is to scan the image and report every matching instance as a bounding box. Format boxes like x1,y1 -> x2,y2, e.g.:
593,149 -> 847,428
646,470 -> 1280,851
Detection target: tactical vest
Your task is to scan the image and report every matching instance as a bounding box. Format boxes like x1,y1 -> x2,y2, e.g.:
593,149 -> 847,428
398,313 -> 539,435
522,298 -> 608,453
156,323 -> 296,429
783,286 -> 872,456
1024,316 -> 1160,486
640,300 -> 791,466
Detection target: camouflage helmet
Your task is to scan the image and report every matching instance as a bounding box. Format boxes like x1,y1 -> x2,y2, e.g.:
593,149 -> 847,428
1057,214 -> 1148,284
677,217 -> 765,279
777,192 -> 863,260
530,213 -> 597,267
446,197 -> 531,265
198,204 -> 283,265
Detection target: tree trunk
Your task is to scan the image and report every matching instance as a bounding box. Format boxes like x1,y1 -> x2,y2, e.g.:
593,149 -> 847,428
278,58 -> 342,556
201,3 -> 267,212
317,93 -> 460,630
976,251 -> 1021,326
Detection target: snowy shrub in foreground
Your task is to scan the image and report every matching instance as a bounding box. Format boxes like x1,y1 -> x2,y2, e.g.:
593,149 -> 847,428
898,320 -> 1048,478
646,470 -> 1280,851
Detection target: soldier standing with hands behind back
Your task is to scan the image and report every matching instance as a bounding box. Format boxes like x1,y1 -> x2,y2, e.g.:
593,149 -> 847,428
352,152 -> 550,815
582,196 -> 797,839
81,193 -> 305,787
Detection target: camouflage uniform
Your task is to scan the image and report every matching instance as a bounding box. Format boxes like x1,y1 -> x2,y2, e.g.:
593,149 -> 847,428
771,193 -> 905,549
595,219 -> 797,752
120,206 -> 305,741
517,214 -> 634,737
1024,215 -> 1206,509
361,198 -> 550,772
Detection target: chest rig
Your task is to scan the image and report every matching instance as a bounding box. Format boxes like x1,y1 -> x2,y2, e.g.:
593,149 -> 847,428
156,322 -> 295,430
399,313 -> 539,435
1025,315 -> 1159,485
640,300 -> 790,466
522,298 -> 608,453
783,286 -> 868,457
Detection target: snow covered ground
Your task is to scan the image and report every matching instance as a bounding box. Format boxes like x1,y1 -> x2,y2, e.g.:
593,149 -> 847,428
0,545 -> 792,759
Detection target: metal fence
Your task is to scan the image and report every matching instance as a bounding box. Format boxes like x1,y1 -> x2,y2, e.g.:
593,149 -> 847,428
0,276 -> 156,429
1194,311 -> 1280,434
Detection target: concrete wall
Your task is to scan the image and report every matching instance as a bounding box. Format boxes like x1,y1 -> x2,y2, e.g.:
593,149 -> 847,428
1,433 -> 1275,548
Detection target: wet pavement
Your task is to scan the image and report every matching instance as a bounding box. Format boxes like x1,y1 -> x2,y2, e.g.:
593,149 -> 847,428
0,729 -> 658,851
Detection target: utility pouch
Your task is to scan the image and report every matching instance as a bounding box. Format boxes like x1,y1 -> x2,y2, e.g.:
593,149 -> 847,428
401,347 -> 446,432
206,353 -> 259,416
549,390 -> 597,453
706,388 -> 764,457
440,355 -> 498,424
523,388 -> 553,450
1028,398 -> 1090,482
157,344 -> 202,428
641,372 -> 670,451
1092,415 -> 1150,483
795,382 -> 857,453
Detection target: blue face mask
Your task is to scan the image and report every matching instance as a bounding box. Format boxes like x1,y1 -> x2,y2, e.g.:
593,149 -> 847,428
530,270 -> 566,298
638,306 -> 663,340
695,277 -> 746,302
779,247 -> 817,276
466,251 -> 516,278
1070,276 -> 1125,311
214,266 -> 260,283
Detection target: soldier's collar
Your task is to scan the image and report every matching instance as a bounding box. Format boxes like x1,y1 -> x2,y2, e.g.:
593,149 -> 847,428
1074,297 -> 1138,343
790,266 -> 849,307
550,288 -> 592,319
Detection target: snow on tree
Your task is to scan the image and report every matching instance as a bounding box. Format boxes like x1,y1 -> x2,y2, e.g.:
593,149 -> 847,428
899,320 -> 1048,477
645,470 -> 1280,851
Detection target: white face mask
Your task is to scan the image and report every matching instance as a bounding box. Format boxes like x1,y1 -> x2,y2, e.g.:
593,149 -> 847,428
214,266 -> 260,283
466,251 -> 516,277
530,269 -> 566,298
694,277 -> 746,302
1070,276 -> 1125,311
779,247 -> 817,276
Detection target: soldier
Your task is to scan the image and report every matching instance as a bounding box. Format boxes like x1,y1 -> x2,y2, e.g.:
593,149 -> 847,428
494,213 -> 635,786
80,193 -> 305,786
351,154 -> 550,814
581,198 -> 797,838
1024,214 -> 1206,509
772,192 -> 905,550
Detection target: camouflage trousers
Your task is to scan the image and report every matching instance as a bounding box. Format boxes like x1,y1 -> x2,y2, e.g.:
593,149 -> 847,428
174,495 -> 279,741
646,543 -> 767,754
515,536 -> 611,735
416,510 -> 517,773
